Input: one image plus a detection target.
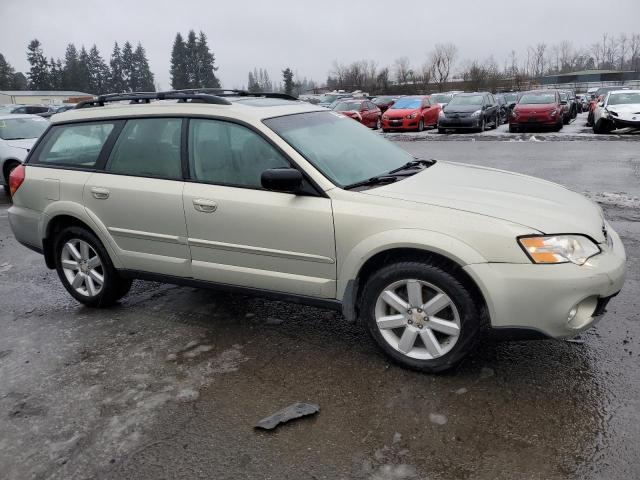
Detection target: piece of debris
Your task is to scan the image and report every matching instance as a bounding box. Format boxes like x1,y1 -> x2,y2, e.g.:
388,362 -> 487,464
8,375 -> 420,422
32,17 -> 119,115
0,262 -> 13,274
265,317 -> 284,325
455,387 -> 468,395
565,336 -> 585,345
392,432 -> 402,443
255,402 -> 319,430
429,413 -> 447,425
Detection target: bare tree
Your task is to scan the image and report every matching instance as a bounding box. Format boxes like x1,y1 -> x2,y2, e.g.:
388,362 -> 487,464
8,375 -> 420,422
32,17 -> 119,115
630,34 -> 640,71
528,43 -> 547,77
559,41 -> 574,72
429,43 -> 458,91
618,33 -> 628,70
393,56 -> 411,84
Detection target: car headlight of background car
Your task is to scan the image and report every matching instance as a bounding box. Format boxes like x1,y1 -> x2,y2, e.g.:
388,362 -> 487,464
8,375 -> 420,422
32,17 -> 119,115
405,112 -> 418,119
438,110 -> 446,118
518,235 -> 600,265
471,110 -> 482,117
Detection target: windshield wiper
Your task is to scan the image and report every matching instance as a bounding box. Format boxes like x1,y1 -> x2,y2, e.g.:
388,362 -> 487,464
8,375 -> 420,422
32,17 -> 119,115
388,158 -> 436,174
343,175 -> 400,190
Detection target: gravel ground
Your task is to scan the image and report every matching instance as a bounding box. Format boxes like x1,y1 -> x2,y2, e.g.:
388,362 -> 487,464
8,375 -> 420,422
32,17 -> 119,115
0,139 -> 639,480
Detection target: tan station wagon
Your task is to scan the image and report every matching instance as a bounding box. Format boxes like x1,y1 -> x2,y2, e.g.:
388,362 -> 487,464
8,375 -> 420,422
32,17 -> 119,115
8,90 -> 626,372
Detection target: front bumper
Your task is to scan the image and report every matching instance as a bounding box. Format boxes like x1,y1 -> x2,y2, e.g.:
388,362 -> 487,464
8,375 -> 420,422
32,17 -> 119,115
611,117 -> 640,129
382,117 -> 419,130
438,116 -> 481,129
464,225 -> 626,339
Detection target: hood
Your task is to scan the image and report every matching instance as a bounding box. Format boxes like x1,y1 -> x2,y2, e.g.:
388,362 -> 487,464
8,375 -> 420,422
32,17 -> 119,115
385,108 -> 417,118
364,161 -> 606,243
515,103 -> 556,113
4,138 -> 37,150
608,103 -> 640,116
443,104 -> 481,114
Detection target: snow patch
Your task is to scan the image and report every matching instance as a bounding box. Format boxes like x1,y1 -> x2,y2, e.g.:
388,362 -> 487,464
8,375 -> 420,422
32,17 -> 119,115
584,191 -> 640,209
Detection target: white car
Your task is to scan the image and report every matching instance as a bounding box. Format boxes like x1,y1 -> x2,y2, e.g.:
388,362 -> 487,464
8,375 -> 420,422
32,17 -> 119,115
592,90 -> 640,133
8,91 -> 626,372
0,114 -> 48,195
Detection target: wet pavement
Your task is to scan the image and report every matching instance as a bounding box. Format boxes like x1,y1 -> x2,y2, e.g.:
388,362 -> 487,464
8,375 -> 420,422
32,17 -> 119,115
1,139 -> 639,480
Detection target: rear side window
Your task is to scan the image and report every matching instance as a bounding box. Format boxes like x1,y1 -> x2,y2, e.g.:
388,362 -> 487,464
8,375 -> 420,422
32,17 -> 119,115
188,119 -> 289,188
34,122 -> 115,168
106,118 -> 182,179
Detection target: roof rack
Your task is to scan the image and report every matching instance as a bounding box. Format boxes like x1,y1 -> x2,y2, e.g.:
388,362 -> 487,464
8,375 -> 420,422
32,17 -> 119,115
74,91 -> 232,109
168,88 -> 299,101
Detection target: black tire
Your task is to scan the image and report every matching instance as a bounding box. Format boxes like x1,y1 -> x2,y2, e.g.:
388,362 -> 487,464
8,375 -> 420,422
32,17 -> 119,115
492,113 -> 499,129
586,111 -> 593,127
476,117 -> 485,133
437,128 -> 446,134
593,119 -> 612,134
382,128 -> 390,133
359,261 -> 484,373
508,124 -> 518,133
563,114 -> 570,125
373,117 -> 381,130
54,226 -> 132,307
417,119 -> 424,132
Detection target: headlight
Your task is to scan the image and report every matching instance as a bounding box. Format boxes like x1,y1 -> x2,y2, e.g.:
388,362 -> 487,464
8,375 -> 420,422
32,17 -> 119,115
518,235 -> 600,265
406,112 -> 418,119
471,110 -> 482,117
438,110 -> 446,118
549,108 -> 557,115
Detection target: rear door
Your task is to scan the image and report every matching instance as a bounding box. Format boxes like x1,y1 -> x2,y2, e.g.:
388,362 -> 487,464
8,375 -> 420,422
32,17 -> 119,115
83,117 -> 190,277
182,118 -> 336,298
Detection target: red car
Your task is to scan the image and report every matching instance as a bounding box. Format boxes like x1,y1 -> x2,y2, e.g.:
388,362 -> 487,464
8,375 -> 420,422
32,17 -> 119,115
509,90 -> 563,132
332,99 -> 382,129
381,95 -> 441,132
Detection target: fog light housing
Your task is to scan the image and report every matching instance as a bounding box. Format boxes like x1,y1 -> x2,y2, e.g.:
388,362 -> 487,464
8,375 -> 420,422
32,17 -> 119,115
567,296 -> 599,329
567,306 -> 578,323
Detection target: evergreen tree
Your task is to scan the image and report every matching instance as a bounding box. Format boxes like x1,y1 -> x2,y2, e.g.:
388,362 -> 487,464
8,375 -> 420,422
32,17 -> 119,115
62,44 -> 80,90
87,45 -> 110,95
109,42 -> 126,93
133,43 -> 155,91
76,46 -> 92,93
184,30 -> 199,88
170,33 -> 188,89
282,67 -> 294,95
26,39 -> 50,89
49,58 -> 64,90
196,31 -> 220,88
121,41 -> 134,91
248,69 -> 260,92
0,53 -> 17,90
12,72 -> 28,90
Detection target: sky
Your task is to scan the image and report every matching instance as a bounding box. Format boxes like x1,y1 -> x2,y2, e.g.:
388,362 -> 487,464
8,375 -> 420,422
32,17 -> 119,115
1,0 -> 639,90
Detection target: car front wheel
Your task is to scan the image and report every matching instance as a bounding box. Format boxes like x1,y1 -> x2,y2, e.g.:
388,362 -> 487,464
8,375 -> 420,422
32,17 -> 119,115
54,226 -> 132,307
360,261 -> 483,373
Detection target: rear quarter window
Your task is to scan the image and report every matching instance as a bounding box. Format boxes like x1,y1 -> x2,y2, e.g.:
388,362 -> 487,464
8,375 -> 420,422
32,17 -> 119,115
32,122 -> 117,168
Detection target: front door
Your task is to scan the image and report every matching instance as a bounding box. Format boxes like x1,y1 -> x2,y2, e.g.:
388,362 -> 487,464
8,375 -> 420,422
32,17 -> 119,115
182,118 -> 336,298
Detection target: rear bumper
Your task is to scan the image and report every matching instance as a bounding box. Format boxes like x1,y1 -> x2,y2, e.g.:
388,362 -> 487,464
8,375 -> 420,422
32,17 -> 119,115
8,205 -> 44,252
464,225 -> 626,339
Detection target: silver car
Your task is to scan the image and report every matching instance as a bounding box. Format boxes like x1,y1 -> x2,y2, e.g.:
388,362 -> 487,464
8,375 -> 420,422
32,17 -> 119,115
0,114 -> 49,195
8,91 -> 627,373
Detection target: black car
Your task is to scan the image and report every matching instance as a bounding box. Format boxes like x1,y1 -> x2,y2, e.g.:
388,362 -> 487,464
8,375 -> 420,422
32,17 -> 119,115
495,94 -> 510,124
0,104 -> 52,115
438,92 -> 500,133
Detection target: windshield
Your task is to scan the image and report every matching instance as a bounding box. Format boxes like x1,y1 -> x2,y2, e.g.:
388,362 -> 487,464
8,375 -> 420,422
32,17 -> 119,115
430,94 -> 453,103
333,101 -> 361,111
608,92 -> 640,105
390,98 -> 422,109
519,93 -> 556,104
559,92 -> 568,101
373,96 -> 394,104
448,95 -> 483,106
504,93 -> 518,103
264,111 -> 414,187
0,116 -> 48,140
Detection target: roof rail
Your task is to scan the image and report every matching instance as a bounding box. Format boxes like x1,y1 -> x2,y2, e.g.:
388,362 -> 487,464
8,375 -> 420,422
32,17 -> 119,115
168,88 -> 299,101
74,91 -> 232,109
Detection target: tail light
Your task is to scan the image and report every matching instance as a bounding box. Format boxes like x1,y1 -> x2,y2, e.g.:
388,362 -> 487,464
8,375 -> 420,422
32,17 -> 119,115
9,164 -> 25,196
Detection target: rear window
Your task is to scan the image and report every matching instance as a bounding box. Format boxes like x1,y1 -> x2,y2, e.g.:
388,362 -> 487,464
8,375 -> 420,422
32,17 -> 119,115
33,122 -> 115,168
0,116 -> 48,140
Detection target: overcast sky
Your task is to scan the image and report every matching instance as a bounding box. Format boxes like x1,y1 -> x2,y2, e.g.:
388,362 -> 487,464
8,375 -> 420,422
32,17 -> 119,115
1,0 -> 639,90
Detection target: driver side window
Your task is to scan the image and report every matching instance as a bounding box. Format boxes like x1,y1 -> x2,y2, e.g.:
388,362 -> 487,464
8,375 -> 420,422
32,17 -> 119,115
188,119 -> 290,188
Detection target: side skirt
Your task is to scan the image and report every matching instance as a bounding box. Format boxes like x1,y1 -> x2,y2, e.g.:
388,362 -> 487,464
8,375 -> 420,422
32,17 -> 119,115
119,269 -> 343,312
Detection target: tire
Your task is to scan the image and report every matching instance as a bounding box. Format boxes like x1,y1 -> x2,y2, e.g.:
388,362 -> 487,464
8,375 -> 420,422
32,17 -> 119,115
437,128 -> 446,134
563,114 -> 570,125
382,128 -> 390,133
54,226 -> 132,307
554,120 -> 563,132
586,111 -> 593,127
593,119 -> 612,134
417,119 -> 424,132
373,117 -> 381,130
359,261 -> 483,373
491,113 -> 499,129
509,124 -> 518,133
476,117 -> 485,133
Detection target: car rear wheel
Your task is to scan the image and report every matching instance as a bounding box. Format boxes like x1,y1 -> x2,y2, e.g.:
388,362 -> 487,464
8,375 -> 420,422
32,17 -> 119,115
437,127 -> 446,134
508,124 -> 518,133
54,226 -> 132,307
360,261 -> 483,373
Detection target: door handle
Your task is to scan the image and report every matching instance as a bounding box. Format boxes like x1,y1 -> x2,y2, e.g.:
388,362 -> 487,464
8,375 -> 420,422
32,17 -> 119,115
193,198 -> 217,213
90,187 -> 110,200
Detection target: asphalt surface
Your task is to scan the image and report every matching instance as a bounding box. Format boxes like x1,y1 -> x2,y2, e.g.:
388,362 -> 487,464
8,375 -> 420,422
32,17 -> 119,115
1,139 -> 639,480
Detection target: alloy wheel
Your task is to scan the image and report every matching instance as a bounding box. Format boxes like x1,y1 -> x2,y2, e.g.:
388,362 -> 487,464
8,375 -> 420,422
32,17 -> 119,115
61,239 -> 104,297
374,279 -> 461,360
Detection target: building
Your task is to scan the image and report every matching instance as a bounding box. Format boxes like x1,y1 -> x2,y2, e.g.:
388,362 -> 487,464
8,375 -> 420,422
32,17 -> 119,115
0,90 -> 92,105
539,70 -> 640,92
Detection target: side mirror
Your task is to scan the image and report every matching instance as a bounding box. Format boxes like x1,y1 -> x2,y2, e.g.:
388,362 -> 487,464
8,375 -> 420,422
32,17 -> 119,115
598,102 -> 604,107
509,102 -> 516,109
261,168 -> 303,193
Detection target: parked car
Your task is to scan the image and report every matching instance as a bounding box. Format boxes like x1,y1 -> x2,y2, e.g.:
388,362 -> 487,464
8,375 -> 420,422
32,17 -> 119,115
508,90 -> 563,132
587,87 -> 630,126
372,96 -> 399,113
8,91 -> 626,373
429,93 -> 455,107
318,92 -> 353,108
437,92 -> 500,133
39,104 -> 76,118
1,114 -> 49,196
0,104 -> 53,116
592,89 -> 640,134
495,94 -> 509,124
575,94 -> 589,113
562,89 -> 578,120
381,95 -> 441,132
559,91 -> 572,124
332,99 -> 382,129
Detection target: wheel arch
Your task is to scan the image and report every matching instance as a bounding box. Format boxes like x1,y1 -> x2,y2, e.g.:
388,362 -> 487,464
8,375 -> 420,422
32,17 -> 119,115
2,158 -> 22,186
